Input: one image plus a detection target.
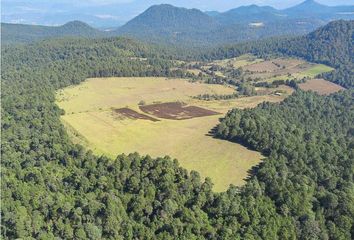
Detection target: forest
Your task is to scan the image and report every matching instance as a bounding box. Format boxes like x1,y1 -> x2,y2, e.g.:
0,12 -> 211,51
1,20 -> 353,239
203,20 -> 354,88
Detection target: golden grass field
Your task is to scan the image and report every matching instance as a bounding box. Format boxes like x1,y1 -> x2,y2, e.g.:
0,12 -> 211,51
57,77 -> 292,191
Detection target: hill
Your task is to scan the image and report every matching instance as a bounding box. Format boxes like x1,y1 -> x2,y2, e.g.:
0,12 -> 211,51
206,20 -> 354,88
114,4 -> 322,47
115,4 -> 220,46
220,0 -> 354,23
284,0 -> 354,20
119,4 -> 218,32
2,19 -> 353,239
273,20 -> 354,88
114,1 -> 354,46
2,1 -> 353,46
1,21 -> 106,44
215,5 -> 284,25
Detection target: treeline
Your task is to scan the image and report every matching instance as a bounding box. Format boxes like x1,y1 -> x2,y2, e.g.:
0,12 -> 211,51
203,20 -> 354,88
215,90 -> 354,239
1,37 -> 216,239
2,23 -> 354,239
1,21 -> 105,45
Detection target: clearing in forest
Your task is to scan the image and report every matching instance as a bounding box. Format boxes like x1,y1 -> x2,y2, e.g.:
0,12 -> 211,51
299,78 -> 345,95
189,55 -> 334,87
56,77 -> 292,191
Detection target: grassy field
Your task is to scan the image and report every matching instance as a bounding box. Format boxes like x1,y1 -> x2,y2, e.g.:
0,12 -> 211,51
193,55 -> 334,87
57,77 -> 235,114
57,77 -> 291,191
292,64 -> 334,79
254,63 -> 333,83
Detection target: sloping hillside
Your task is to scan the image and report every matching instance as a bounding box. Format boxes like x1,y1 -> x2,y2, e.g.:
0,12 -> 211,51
206,20 -> 354,88
1,21 -> 105,44
114,1 -> 353,46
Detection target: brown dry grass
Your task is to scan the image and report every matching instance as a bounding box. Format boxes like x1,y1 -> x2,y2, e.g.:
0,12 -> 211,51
299,79 -> 345,95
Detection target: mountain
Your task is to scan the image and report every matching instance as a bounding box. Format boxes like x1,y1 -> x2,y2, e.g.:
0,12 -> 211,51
285,0 -> 331,15
115,4 -> 221,46
204,11 -> 220,17
208,20 -> 354,88
1,21 -> 106,44
2,1 -> 354,46
114,3 -> 328,46
2,18 -> 354,239
283,0 -> 354,20
215,5 -> 284,25
214,0 -> 354,25
117,4 -> 219,35
114,1 -> 354,46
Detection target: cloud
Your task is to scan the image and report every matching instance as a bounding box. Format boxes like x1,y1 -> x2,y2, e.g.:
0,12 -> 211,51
79,0 -> 135,5
94,14 -> 120,19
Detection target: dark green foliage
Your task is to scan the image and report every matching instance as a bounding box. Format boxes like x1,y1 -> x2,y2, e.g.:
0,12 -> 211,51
2,21 -> 353,239
2,1 -> 354,47
1,21 -> 106,45
115,2 -> 353,47
1,37 -> 217,239
116,5 -> 321,48
193,92 -> 239,101
205,20 -> 354,88
216,90 -> 354,239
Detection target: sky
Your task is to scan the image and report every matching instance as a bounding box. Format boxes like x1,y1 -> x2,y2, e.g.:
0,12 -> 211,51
2,0 -> 354,27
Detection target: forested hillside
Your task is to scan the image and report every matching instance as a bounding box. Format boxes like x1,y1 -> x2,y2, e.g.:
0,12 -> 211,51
3,1 -> 353,46
1,21 -> 106,45
1,21 -> 354,239
115,1 -> 353,46
216,0 -> 354,24
115,4 -> 322,47
1,37 -> 211,239
214,90 -> 353,239
205,20 -> 354,88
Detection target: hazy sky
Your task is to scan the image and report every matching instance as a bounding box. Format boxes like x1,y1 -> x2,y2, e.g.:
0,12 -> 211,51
2,0 -> 354,26
3,0 -> 354,11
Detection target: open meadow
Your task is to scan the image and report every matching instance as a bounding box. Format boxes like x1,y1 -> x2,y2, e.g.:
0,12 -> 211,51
56,77 -> 292,191
56,54 -> 340,192
299,78 -> 345,95
202,54 -> 335,84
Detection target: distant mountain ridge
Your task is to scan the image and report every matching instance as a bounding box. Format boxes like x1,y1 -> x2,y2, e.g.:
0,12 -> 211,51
218,0 -> 354,23
120,4 -> 219,31
1,21 -> 105,44
115,0 -> 353,46
215,5 -> 284,25
209,20 -> 354,88
2,0 -> 354,46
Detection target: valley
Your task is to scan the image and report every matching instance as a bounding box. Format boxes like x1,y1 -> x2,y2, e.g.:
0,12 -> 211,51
57,77 -> 268,191
56,55 -> 338,191
2,0 -> 353,236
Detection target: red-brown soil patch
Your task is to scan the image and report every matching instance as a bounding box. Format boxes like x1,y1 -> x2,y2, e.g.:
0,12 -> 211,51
299,79 -> 345,95
243,59 -> 307,75
114,108 -> 159,121
139,102 -> 220,120
243,60 -> 281,72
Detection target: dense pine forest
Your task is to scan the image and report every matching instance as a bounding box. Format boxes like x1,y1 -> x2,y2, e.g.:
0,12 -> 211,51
1,20 -> 354,239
